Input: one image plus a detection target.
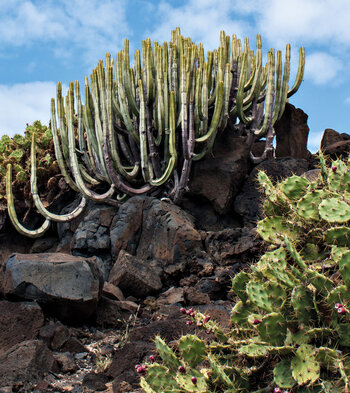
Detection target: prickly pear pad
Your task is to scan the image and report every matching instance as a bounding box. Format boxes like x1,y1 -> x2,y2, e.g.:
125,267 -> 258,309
273,359 -> 296,389
291,344 -> 320,385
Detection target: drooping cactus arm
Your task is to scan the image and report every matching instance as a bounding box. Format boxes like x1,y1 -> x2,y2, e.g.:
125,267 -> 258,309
6,163 -> 51,238
30,134 -> 87,222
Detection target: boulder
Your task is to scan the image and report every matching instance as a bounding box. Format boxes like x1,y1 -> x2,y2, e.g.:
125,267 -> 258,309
108,250 -> 163,298
72,205 -> 117,279
0,301 -> 44,356
189,135 -> 250,214
320,128 -> 350,150
3,253 -> 103,321
323,140 -> 350,156
110,197 -> 204,276
274,103 -> 310,159
39,321 -> 70,350
0,340 -> 54,389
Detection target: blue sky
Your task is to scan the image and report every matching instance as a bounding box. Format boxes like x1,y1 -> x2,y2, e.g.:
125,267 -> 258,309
0,0 -> 349,152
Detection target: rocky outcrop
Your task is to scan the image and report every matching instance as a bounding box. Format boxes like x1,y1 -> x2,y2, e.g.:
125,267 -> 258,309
189,135 -> 250,214
320,128 -> 350,156
274,103 -> 310,159
3,253 -> 104,321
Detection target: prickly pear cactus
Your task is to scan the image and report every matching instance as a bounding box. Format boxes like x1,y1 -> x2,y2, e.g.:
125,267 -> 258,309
137,153 -> 350,393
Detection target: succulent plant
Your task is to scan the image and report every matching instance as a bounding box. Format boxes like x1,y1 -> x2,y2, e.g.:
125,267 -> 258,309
138,153 -> 350,392
5,27 -> 305,237
0,122 -> 60,230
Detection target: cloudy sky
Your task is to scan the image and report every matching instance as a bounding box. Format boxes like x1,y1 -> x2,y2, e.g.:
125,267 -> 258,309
0,0 -> 349,152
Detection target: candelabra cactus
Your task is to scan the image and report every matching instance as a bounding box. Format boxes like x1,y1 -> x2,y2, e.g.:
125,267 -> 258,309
137,153 -> 350,392
5,28 -> 304,237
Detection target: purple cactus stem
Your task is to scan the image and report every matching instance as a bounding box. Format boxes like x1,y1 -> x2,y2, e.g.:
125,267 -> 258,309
332,165 -> 337,173
149,355 -> 155,363
252,318 -> 262,325
203,315 -> 211,323
178,366 -> 186,374
191,376 -> 197,385
180,307 -> 187,314
186,320 -> 193,325
274,388 -> 282,393
186,308 -> 194,315
335,303 -> 342,309
338,306 -> 346,315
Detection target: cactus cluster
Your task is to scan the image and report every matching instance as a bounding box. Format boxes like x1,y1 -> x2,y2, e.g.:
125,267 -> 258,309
138,153 -> 350,392
5,27 -> 304,237
0,122 -> 59,219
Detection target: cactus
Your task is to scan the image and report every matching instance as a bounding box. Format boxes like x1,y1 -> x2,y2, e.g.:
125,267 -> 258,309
5,28 -> 304,237
0,122 -> 61,233
138,154 -> 350,393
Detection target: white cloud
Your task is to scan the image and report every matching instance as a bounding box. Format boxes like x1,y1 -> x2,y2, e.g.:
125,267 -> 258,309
254,0 -> 350,48
148,0 -> 252,50
0,0 -> 130,65
0,82 -> 68,137
148,0 -> 350,86
304,52 -> 343,85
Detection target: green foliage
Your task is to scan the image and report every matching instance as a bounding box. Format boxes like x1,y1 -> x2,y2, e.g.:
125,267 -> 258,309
0,121 -> 58,211
138,153 -> 350,392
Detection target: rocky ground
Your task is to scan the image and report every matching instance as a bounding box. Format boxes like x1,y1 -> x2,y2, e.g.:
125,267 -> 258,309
0,104 -> 349,392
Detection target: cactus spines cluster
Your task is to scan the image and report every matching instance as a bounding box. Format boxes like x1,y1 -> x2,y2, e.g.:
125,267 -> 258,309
138,153 -> 350,392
